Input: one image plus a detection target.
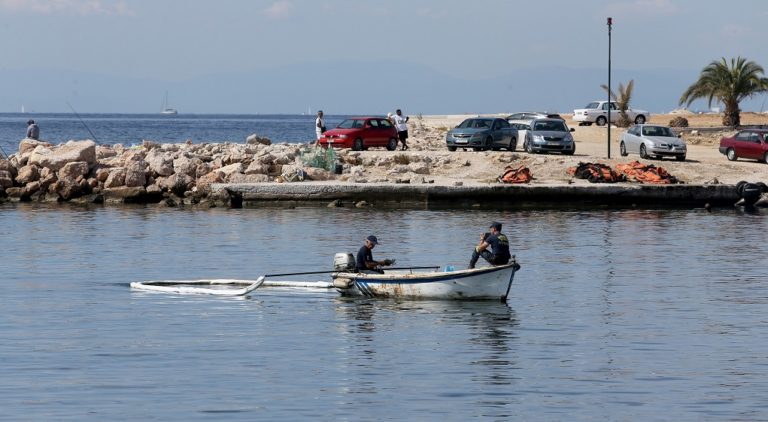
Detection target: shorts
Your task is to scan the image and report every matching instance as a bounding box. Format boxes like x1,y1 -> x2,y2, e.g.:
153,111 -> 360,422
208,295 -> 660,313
398,130 -> 409,141
316,131 -> 323,140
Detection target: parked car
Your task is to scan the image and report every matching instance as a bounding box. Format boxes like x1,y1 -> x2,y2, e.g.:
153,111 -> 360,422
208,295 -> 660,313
508,120 -> 532,147
572,100 -> 650,126
505,111 -> 564,121
445,117 -> 518,151
719,129 -> 768,163
522,118 -> 575,155
620,124 -> 687,161
319,117 -> 398,151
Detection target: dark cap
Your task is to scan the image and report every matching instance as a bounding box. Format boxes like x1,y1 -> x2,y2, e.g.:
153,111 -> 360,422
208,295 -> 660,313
27,119 -> 34,124
489,222 -> 502,231
366,235 -> 379,245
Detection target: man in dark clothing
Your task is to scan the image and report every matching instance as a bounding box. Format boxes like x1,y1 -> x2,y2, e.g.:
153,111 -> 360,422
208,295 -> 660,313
356,235 -> 394,273
468,222 -> 511,269
26,120 -> 40,140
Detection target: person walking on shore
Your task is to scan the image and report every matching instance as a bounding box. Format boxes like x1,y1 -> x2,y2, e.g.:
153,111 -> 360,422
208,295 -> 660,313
468,222 -> 511,269
314,110 -> 326,147
392,109 -> 409,150
26,119 -> 40,140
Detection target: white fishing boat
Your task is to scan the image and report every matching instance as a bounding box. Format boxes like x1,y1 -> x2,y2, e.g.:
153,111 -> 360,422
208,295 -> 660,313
160,91 -> 178,115
332,259 -> 520,302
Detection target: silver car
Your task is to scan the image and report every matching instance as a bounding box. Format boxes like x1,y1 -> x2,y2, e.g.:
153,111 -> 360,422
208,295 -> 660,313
522,118 -> 576,155
620,124 -> 686,161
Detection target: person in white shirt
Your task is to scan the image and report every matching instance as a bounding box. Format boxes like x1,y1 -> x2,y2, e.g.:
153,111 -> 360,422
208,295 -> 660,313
314,110 -> 326,146
392,109 -> 409,150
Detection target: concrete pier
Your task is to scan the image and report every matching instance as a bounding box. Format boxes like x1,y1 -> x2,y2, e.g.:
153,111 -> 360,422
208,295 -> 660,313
212,182 -> 737,208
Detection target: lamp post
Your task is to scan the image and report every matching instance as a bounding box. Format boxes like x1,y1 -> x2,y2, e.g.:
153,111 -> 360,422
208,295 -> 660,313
607,17 -> 612,159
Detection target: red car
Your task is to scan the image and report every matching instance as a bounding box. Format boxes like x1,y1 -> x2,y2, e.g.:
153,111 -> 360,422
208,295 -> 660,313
319,117 -> 399,151
719,129 -> 768,163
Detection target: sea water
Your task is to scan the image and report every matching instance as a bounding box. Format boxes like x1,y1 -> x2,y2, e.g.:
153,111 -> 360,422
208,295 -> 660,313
1,204 -> 768,420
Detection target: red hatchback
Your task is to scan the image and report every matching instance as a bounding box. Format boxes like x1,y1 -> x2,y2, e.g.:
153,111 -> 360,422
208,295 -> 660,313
719,129 -> 768,163
319,117 -> 399,151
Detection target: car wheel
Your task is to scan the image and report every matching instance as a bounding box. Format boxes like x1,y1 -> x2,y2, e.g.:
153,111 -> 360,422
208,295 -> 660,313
596,116 -> 607,126
634,115 -> 646,124
676,155 -> 686,162
639,143 -> 649,159
352,138 -> 364,151
763,152 -> 768,163
726,147 -> 737,161
447,146 -> 457,152
386,138 -> 397,151
619,141 -> 628,156
486,136 -> 493,151
524,140 -> 533,154
509,137 -> 516,152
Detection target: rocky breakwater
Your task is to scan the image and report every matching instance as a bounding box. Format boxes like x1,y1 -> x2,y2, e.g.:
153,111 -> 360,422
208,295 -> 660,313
0,135 -> 450,207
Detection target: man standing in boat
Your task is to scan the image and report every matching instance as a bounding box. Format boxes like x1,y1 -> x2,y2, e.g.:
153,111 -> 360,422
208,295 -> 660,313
356,235 -> 394,273
468,222 -> 510,269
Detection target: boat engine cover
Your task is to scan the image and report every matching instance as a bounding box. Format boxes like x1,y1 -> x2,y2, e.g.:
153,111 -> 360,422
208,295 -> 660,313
334,252 -> 355,272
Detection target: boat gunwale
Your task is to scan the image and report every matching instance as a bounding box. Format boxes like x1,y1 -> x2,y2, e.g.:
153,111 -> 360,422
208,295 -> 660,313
334,263 -> 517,284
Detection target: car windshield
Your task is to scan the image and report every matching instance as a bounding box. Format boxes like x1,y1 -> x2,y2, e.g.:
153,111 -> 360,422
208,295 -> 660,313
642,126 -> 674,137
337,119 -> 365,129
458,119 -> 491,129
532,120 -> 567,132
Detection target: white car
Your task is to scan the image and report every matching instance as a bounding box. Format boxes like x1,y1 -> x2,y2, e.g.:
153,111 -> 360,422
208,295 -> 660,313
620,124 -> 686,161
573,101 -> 650,126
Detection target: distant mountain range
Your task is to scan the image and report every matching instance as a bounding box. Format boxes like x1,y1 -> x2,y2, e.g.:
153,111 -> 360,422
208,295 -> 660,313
3,61 -> 766,115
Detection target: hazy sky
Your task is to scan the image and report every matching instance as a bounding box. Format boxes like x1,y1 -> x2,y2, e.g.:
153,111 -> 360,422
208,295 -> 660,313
2,0 -> 768,113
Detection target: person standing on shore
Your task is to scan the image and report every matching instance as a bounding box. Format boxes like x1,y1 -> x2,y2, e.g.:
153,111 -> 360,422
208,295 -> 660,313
314,110 -> 326,147
468,222 -> 511,269
26,119 -> 40,140
392,109 -> 409,150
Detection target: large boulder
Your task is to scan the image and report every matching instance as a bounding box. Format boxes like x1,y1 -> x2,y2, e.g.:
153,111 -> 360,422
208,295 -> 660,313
158,173 -> 194,195
0,170 -> 13,188
19,139 -> 52,155
304,167 -> 333,181
195,171 -> 225,193
58,161 -> 89,181
145,149 -> 174,177
124,162 -> 147,187
245,161 -> 270,175
218,163 -> 244,177
246,134 -> 272,146
28,140 -> 97,171
104,168 -> 127,188
0,159 -> 17,178
15,164 -> 41,184
173,156 -> 197,177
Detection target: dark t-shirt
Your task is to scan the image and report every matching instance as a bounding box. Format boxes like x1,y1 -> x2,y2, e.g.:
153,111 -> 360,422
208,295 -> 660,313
356,245 -> 373,271
486,233 -> 510,262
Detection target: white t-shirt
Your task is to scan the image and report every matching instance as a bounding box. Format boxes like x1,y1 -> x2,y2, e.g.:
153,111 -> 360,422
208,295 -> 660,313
393,114 -> 408,132
315,116 -> 325,139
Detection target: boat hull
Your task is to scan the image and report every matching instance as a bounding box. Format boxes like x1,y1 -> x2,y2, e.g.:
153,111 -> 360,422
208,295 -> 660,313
333,263 -> 519,301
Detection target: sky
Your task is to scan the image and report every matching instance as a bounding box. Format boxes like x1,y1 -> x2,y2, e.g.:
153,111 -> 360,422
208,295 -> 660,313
2,0 -> 768,114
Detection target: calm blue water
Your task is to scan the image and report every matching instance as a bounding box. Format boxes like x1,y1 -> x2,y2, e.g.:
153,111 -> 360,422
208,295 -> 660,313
2,204 -> 768,421
0,113 -> 346,157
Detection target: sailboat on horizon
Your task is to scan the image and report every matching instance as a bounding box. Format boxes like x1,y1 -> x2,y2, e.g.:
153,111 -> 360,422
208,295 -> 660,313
161,92 -> 178,115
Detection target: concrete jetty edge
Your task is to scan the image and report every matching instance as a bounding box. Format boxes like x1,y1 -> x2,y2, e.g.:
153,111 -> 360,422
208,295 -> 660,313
212,182 -> 737,209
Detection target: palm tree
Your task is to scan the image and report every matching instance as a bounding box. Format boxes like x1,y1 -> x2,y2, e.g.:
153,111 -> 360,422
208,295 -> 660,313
679,57 -> 768,127
601,80 -> 634,127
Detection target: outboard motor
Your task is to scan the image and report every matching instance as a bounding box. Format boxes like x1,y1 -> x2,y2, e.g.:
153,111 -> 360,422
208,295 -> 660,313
735,181 -> 767,207
333,252 -> 355,272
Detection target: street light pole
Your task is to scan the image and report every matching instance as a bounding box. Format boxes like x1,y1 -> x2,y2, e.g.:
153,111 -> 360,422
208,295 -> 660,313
607,17 -> 612,159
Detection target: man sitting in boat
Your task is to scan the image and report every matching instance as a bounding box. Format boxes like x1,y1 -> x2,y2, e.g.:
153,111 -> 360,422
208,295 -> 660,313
468,222 -> 510,269
356,235 -> 395,274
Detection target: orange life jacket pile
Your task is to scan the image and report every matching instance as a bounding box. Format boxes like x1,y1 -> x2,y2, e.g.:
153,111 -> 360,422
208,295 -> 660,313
567,162 -> 626,183
614,161 -> 680,184
498,165 -> 534,184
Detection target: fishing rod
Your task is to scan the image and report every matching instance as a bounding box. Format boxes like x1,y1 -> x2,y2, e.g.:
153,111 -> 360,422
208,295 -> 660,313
0,142 -> 8,159
66,102 -> 99,144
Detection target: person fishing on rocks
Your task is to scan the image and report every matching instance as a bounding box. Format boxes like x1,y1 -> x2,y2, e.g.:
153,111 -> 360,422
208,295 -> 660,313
356,235 -> 395,274
468,222 -> 510,269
